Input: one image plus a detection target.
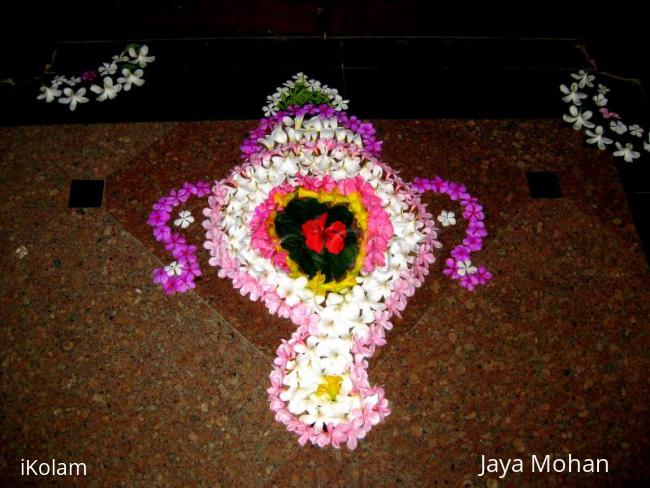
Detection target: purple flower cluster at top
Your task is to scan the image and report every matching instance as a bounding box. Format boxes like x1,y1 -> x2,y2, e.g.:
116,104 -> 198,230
412,176 -> 493,291
147,180 -> 212,295
239,104 -> 383,158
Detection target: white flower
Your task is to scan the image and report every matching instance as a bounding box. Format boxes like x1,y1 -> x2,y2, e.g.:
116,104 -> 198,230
437,210 -> 456,227
98,62 -> 117,76
628,125 -> 644,138
112,52 -> 129,63
128,44 -> 155,68
51,75 -> 68,87
609,121 -> 627,135
173,210 -> 194,229
571,70 -> 595,89
276,276 -> 310,307
560,83 -> 587,105
563,106 -> 594,130
613,142 -> 640,163
585,126 -> 613,150
592,93 -> 608,107
645,135 -> 650,153
164,261 -> 183,276
37,85 -> 61,103
456,260 -> 478,276
315,338 -> 353,375
90,77 -> 122,101
58,87 -> 89,111
117,68 -> 145,91
597,84 -> 610,95
64,76 -> 81,86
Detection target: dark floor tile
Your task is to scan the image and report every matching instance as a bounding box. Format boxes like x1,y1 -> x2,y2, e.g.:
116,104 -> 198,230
626,192 -> 650,267
68,179 -> 105,207
527,171 -> 562,198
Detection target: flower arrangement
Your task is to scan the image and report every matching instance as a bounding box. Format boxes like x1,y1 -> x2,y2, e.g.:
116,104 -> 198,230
147,73 -> 492,449
263,72 -> 349,116
560,70 -> 649,162
37,44 -> 154,111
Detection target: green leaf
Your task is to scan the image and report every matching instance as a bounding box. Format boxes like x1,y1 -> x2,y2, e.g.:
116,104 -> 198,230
325,205 -> 354,227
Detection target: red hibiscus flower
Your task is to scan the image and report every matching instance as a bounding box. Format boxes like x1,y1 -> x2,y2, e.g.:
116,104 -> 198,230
301,213 -> 347,255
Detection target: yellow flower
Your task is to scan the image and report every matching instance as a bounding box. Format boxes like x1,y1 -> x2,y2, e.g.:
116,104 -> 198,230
316,375 -> 343,401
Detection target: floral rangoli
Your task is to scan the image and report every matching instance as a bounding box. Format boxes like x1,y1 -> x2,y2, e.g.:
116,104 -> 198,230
147,73 -> 492,449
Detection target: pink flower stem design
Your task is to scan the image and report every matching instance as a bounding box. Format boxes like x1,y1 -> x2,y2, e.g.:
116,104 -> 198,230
147,180 -> 212,294
412,176 -> 493,290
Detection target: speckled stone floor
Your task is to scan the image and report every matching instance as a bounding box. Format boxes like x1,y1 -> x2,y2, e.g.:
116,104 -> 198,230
1,120 -> 649,487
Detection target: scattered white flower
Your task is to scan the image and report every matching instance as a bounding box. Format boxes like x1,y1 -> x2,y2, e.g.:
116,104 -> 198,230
173,210 -> 195,229
585,126 -> 613,150
164,261 -> 183,276
58,87 -> 89,111
597,84 -> 610,95
98,62 -> 117,76
117,68 -> 145,91
14,245 -> 28,259
64,76 -> 81,86
37,85 -> 61,103
437,210 -> 456,227
51,75 -> 68,87
560,83 -> 587,105
571,70 -> 595,89
629,124 -> 644,138
128,45 -> 156,68
613,142 -> 640,163
456,260 -> 478,276
563,105 -> 595,130
90,77 -> 122,101
645,134 -> 650,153
592,93 -> 608,107
112,52 -> 129,63
609,121 -> 627,135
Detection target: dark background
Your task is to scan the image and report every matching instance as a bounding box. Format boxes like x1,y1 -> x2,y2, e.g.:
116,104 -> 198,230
0,2 -> 648,123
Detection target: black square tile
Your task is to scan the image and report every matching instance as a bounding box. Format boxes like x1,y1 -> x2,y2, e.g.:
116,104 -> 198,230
526,171 -> 562,199
68,179 -> 104,208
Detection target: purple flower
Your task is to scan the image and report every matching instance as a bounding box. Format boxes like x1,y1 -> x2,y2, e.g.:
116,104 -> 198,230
475,266 -> 492,285
147,210 -> 170,227
164,233 -> 187,251
81,70 -> 97,82
153,225 -> 172,242
463,235 -> 483,251
152,267 -> 169,284
467,221 -> 488,238
459,273 -> 479,291
451,245 -> 471,261
194,181 -> 211,197
173,244 -> 197,260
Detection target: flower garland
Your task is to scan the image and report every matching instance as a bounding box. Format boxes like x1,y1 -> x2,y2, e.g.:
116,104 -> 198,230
263,72 -> 349,116
37,44 -> 155,111
146,74 -> 493,449
147,180 -> 211,294
412,177 -> 492,291
560,70 -> 649,162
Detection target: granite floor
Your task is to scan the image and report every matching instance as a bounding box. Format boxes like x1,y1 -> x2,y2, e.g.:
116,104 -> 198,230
1,120 -> 649,487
